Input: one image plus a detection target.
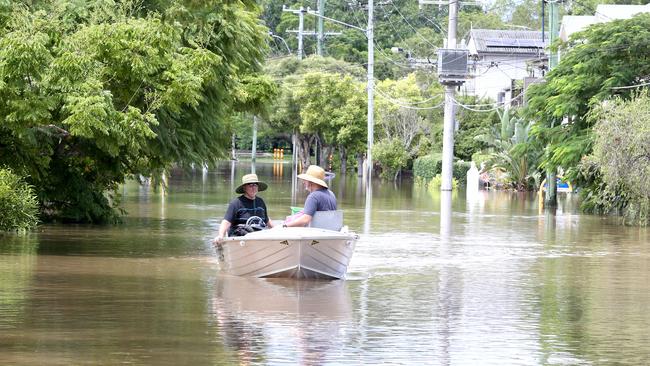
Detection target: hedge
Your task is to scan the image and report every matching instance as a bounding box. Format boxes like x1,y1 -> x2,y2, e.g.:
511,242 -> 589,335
413,154 -> 472,186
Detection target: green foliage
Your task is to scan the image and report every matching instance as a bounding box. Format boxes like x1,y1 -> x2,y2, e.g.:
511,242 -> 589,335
580,156 -> 650,226
375,74 -> 443,152
296,71 -> 366,151
266,56 -> 366,170
526,14 -> 650,172
587,92 -> 650,225
373,73 -> 444,177
428,174 -> 458,190
0,168 -> 38,232
412,153 -> 470,185
475,109 -> 543,190
576,159 -> 618,213
471,152 -> 491,169
373,138 -> 410,180
454,96 -> 501,161
232,74 -> 279,118
453,160 -> 472,186
297,72 -> 363,139
413,153 -> 443,181
261,0 -> 523,74
458,9 -> 506,38
0,1 -> 268,222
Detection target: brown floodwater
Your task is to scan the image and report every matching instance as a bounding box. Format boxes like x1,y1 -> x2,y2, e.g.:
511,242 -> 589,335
1,161 -> 650,365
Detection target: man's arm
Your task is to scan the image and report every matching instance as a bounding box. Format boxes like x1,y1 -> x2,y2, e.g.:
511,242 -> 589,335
214,219 -> 232,243
284,213 -> 311,228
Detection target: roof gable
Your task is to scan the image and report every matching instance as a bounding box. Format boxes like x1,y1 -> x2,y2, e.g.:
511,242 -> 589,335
468,29 -> 548,56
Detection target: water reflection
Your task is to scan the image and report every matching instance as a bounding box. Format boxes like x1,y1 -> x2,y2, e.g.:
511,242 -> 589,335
440,190 -> 452,239
2,162 -> 650,365
363,184 -> 372,235
211,277 -> 352,365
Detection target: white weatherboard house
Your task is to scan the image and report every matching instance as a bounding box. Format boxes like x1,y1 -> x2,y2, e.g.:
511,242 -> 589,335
464,29 -> 547,105
560,4 -> 650,43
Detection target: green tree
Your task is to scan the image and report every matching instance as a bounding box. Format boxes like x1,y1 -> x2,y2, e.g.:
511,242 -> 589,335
458,9 -> 506,40
588,92 -> 650,224
453,96 -> 500,161
374,73 -> 443,178
265,56 -> 366,172
0,1 -> 269,222
0,168 -> 38,232
296,71 -> 366,171
373,138 -> 410,180
526,14 -> 650,180
475,109 -> 543,190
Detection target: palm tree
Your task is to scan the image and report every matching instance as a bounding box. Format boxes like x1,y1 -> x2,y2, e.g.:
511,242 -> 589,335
475,109 -> 543,190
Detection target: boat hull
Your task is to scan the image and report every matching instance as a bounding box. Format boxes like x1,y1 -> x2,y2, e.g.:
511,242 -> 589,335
216,227 -> 357,280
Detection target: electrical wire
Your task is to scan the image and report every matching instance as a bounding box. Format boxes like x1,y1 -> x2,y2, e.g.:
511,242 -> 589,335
375,87 -> 446,109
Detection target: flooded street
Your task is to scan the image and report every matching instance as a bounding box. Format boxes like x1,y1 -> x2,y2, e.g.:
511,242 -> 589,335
2,161 -> 650,365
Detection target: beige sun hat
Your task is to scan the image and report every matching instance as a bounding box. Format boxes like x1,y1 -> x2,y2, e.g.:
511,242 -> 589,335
235,173 -> 268,194
297,165 -> 328,188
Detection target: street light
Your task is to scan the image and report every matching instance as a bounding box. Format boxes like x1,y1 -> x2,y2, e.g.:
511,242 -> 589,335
269,32 -> 291,54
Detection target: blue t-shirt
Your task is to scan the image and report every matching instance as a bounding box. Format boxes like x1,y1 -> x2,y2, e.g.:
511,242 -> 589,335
303,188 -> 337,216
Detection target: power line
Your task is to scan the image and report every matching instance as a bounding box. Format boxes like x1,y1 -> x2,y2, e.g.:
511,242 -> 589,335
375,88 -> 445,109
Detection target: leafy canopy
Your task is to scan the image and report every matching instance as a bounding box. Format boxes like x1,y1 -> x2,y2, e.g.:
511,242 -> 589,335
526,13 -> 650,172
0,1 -> 269,222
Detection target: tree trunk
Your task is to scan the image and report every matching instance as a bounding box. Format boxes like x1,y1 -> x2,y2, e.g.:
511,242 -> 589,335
356,153 -> 364,177
322,145 -> 334,170
339,146 -> 347,172
297,134 -> 312,173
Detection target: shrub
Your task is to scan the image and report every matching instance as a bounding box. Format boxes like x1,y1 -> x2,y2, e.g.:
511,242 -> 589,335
453,160 -> 472,186
373,138 -> 410,180
0,168 -> 39,232
413,153 -> 442,181
471,152 -> 491,170
428,174 -> 458,190
413,154 -> 471,186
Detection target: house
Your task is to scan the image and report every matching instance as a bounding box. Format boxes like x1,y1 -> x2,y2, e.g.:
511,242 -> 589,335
560,4 -> 650,42
463,29 -> 547,106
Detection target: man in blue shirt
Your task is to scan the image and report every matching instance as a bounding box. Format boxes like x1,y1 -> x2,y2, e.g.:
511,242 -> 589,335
283,165 -> 336,228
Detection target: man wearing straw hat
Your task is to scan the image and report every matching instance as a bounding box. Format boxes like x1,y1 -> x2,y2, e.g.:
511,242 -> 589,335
214,173 -> 275,243
283,165 -> 336,228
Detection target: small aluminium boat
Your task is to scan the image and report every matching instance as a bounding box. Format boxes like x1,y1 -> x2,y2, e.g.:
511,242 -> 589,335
215,211 -> 358,280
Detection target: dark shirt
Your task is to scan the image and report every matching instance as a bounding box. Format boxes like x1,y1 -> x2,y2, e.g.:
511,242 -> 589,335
303,188 -> 337,216
224,196 -> 269,235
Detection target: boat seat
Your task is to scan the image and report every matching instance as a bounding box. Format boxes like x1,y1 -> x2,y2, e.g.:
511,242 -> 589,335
309,210 -> 343,231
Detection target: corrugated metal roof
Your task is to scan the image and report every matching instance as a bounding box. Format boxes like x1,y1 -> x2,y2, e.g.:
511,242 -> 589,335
469,29 -> 549,55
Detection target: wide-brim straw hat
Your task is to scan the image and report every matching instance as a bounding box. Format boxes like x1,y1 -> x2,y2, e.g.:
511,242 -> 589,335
235,173 -> 268,194
297,165 -> 328,188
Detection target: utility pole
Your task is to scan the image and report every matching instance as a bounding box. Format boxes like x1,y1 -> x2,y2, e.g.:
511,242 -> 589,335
317,0 -> 325,55
283,6 -> 306,59
440,0 -> 458,191
544,0 -> 560,207
300,7 -> 373,181
367,0 -> 374,182
284,5 -> 341,58
420,0 -> 465,191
